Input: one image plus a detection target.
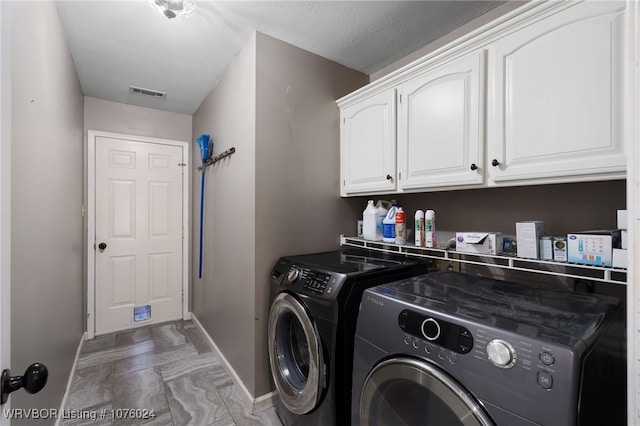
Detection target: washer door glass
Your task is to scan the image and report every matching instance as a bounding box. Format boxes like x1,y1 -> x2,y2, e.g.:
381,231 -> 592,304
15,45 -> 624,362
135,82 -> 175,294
361,358 -> 494,426
268,292 -> 324,415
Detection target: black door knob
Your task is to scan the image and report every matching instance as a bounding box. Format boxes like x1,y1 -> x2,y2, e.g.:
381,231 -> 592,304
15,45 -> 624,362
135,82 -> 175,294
1,363 -> 48,405
386,174 -> 393,181
98,242 -> 107,250
470,163 -> 478,171
491,159 -> 500,167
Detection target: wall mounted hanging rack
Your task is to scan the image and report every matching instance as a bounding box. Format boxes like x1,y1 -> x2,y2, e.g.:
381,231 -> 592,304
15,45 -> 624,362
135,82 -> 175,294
198,147 -> 236,171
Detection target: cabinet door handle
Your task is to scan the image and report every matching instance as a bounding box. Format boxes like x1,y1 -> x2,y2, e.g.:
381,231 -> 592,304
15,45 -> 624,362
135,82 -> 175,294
386,174 -> 393,181
470,163 -> 478,171
491,159 -> 500,167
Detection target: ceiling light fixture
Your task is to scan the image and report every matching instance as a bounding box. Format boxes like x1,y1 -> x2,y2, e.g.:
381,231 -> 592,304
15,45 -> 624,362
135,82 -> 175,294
150,0 -> 195,20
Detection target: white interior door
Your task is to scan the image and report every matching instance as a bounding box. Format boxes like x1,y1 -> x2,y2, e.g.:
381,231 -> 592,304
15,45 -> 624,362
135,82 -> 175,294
94,135 -> 184,335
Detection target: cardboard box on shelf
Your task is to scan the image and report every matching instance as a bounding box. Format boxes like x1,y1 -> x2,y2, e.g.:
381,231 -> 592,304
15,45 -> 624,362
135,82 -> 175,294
516,221 -> 545,259
567,230 -> 621,267
455,232 -> 503,255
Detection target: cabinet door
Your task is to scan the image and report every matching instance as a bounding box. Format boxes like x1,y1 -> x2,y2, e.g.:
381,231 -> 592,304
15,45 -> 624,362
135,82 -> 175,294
397,51 -> 485,191
340,89 -> 396,196
487,1 -> 626,185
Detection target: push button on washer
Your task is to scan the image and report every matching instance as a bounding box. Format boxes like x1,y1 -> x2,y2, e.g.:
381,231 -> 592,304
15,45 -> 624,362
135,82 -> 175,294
537,371 -> 553,390
539,352 -> 555,366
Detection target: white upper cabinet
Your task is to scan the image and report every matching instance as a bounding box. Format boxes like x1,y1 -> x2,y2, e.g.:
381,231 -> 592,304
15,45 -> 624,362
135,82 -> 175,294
397,51 -> 485,190
340,89 -> 396,196
487,1 -> 626,185
336,0 -> 628,196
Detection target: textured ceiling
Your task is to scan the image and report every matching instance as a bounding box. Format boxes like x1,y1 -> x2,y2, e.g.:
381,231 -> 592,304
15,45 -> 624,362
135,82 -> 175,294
56,1 -> 504,115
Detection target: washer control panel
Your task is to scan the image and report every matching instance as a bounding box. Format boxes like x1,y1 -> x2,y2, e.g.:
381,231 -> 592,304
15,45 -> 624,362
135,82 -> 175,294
398,309 -> 473,354
286,266 -> 333,295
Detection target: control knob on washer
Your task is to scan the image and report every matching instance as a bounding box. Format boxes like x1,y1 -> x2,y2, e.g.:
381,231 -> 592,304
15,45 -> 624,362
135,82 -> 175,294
287,267 -> 301,283
486,339 -> 517,368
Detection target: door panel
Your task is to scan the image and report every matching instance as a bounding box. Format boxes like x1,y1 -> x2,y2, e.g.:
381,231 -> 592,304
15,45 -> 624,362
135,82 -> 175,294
340,89 -> 397,195
397,50 -> 485,190
488,2 -> 626,183
95,136 -> 183,335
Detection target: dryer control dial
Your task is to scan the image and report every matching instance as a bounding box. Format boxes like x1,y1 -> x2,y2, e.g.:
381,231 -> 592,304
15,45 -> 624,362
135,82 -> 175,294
486,339 -> 517,368
420,318 -> 441,341
287,267 -> 301,283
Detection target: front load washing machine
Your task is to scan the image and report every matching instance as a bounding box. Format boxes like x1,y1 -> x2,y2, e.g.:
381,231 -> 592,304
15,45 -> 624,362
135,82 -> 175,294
268,247 -> 430,426
351,271 -> 625,426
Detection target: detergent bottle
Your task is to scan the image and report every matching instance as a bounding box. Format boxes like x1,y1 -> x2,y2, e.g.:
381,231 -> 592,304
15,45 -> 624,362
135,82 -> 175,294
362,200 -> 377,241
382,200 -> 398,243
374,201 -> 387,241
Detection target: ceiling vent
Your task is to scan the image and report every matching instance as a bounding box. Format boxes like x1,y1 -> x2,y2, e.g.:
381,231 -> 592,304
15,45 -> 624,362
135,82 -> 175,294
129,86 -> 166,99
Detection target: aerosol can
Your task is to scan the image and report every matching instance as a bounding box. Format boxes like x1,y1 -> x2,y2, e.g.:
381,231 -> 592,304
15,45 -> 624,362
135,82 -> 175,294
395,207 -> 406,245
415,210 -> 425,247
425,209 -> 436,248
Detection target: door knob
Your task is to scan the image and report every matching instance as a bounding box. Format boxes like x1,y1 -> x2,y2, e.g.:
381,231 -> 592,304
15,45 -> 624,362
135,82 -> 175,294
470,163 -> 478,171
386,174 -> 393,181
1,363 -> 48,405
491,159 -> 500,167
98,242 -> 107,251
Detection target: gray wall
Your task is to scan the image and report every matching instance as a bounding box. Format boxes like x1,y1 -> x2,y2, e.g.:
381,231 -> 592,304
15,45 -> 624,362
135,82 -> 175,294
84,97 -> 192,142
348,181 -> 627,239
192,32 -> 368,397
10,1 -> 84,416
192,33 -> 258,395
254,32 -> 368,395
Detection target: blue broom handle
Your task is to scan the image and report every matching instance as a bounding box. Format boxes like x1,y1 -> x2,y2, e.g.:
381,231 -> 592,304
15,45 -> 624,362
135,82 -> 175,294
198,171 -> 205,279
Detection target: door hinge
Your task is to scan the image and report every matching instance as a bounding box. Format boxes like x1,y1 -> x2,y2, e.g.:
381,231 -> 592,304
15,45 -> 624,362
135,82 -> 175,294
178,163 -> 187,167
399,94 -> 402,104
81,204 -> 86,217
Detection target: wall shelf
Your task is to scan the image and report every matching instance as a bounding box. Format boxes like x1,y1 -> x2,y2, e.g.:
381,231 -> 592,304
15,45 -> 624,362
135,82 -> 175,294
340,236 -> 627,286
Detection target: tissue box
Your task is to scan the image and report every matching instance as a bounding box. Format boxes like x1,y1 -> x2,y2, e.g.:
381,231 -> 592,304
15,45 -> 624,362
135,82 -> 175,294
567,230 -> 621,267
516,221 -> 545,259
456,232 -> 503,255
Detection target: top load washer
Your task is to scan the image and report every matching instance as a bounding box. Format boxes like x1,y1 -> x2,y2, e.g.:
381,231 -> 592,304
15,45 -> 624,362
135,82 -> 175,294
268,247 -> 430,426
351,271 -> 625,426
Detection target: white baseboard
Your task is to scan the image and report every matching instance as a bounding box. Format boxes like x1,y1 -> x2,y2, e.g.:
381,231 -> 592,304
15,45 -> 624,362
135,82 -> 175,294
55,331 -> 86,426
190,313 -> 275,414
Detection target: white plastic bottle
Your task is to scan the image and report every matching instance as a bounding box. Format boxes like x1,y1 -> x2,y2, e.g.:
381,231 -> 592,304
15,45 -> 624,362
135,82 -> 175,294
374,201 -> 387,241
415,210 -> 425,247
395,207 -> 406,245
425,209 -> 436,248
362,200 -> 377,241
382,201 -> 398,243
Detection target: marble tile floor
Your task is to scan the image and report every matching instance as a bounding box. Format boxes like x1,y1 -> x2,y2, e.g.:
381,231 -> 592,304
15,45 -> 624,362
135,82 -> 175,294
62,320 -> 282,426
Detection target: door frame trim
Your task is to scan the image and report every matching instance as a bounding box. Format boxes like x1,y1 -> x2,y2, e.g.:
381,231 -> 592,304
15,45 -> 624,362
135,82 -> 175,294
87,130 -> 190,339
